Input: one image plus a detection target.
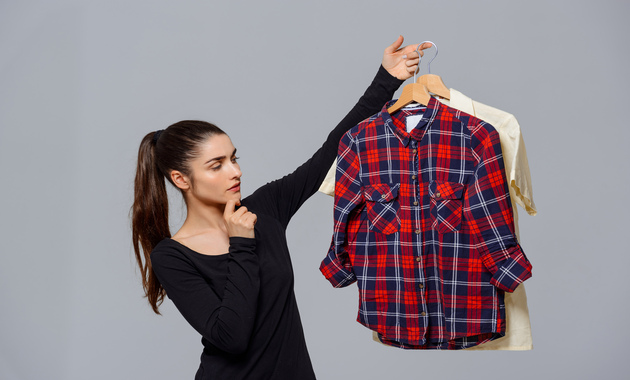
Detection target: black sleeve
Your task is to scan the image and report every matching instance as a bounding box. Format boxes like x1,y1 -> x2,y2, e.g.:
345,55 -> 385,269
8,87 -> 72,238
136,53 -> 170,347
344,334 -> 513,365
150,237 -> 259,355
246,65 -> 403,227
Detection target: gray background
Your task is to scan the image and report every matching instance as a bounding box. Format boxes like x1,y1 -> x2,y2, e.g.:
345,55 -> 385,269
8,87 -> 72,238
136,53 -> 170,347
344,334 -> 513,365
1,0 -> 628,379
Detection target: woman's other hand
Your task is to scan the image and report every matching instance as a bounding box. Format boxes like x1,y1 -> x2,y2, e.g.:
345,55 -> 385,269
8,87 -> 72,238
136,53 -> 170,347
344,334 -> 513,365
382,36 -> 432,80
224,200 -> 257,239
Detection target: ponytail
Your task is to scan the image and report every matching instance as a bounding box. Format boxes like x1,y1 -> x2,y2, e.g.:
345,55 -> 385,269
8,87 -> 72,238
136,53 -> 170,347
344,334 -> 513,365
132,131 -> 170,314
131,121 -> 227,314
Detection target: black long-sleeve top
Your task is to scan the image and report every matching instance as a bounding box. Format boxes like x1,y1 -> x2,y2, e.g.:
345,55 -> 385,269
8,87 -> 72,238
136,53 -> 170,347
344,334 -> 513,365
150,66 -> 403,380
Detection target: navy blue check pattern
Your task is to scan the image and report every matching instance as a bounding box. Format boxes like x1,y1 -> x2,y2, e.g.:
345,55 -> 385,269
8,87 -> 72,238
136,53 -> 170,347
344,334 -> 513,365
320,98 -> 532,349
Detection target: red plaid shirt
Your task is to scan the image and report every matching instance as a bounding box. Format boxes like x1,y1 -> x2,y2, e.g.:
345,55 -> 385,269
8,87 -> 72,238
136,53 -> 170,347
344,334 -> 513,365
320,97 -> 532,349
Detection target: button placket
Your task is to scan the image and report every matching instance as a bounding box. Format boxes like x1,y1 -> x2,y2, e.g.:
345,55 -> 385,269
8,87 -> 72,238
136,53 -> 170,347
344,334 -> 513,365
412,142 -> 420,207
411,141 -> 422,239
410,139 -> 425,317
411,140 -> 420,206
407,131 -> 428,328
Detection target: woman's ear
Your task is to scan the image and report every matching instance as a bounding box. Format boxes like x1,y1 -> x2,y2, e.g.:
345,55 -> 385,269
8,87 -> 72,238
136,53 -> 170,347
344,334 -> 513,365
170,170 -> 191,191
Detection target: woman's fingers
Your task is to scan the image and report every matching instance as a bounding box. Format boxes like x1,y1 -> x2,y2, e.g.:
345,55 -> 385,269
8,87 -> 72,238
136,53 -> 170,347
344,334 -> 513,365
224,201 -> 256,238
245,212 -> 257,227
384,35 -> 405,55
223,199 -> 238,220
382,37 -> 434,80
405,57 -> 420,67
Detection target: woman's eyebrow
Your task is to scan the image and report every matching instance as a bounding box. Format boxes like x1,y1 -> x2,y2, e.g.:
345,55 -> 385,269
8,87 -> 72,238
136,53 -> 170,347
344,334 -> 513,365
205,149 -> 237,165
205,155 -> 226,165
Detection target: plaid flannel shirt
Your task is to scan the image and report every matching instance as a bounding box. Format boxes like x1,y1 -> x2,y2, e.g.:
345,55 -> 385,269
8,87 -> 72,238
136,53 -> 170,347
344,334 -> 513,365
319,97 -> 532,349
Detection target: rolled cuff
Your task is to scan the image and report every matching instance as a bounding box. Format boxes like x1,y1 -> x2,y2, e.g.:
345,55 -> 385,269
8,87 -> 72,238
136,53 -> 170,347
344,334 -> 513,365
481,244 -> 532,293
319,257 -> 357,288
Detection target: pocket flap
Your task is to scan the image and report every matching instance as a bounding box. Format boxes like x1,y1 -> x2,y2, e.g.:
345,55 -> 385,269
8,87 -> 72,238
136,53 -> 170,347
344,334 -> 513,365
429,180 -> 464,200
363,183 -> 400,202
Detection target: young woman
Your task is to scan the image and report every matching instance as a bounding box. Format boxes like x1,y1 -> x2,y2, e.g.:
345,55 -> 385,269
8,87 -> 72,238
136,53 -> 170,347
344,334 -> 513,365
132,37 -> 429,379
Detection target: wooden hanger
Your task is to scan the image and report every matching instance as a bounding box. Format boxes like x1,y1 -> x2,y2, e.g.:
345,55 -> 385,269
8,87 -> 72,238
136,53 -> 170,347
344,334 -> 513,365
387,82 -> 431,114
417,73 -> 450,100
387,41 -> 449,114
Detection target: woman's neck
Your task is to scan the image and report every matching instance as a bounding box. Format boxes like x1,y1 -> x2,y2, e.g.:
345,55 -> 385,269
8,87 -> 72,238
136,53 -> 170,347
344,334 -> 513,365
176,201 -> 227,239
171,202 -> 232,255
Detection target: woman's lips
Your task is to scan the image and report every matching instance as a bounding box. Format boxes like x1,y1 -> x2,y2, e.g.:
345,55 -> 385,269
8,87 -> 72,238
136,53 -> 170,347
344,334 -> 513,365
228,184 -> 240,192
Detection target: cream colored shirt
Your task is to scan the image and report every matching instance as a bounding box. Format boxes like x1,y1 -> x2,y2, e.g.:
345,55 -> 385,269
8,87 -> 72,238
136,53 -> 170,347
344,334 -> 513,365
319,89 -> 537,350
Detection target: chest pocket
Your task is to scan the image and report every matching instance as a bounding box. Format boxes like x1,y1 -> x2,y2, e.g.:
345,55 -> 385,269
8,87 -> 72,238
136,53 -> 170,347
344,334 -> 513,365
363,183 -> 401,235
429,180 -> 464,234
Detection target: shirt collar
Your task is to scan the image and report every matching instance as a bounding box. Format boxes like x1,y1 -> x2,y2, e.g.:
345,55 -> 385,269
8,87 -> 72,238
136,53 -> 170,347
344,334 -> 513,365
381,96 -> 442,147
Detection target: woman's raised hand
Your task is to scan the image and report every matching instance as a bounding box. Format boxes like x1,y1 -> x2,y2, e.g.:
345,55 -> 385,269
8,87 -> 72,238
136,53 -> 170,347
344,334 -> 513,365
224,200 -> 257,239
382,36 -> 432,81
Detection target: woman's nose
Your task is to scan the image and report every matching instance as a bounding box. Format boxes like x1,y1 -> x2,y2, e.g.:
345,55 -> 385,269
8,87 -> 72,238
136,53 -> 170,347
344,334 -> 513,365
230,163 -> 242,179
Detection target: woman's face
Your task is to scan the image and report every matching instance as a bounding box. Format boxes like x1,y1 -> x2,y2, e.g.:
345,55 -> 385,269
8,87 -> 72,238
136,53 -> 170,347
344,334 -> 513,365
184,134 -> 242,207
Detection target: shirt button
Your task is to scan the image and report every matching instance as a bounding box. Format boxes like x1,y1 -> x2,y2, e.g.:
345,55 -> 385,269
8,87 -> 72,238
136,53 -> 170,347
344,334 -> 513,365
412,175 -> 417,180
413,201 -> 418,206
435,192 -> 441,198
381,194 -> 387,199
415,230 -> 421,234
418,283 -> 424,289
412,149 -> 417,154
420,311 -> 427,316
415,257 -> 421,262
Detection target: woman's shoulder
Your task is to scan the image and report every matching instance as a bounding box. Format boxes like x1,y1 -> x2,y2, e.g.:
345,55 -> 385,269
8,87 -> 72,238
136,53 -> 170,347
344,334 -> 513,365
150,238 -> 194,267
151,237 -> 181,253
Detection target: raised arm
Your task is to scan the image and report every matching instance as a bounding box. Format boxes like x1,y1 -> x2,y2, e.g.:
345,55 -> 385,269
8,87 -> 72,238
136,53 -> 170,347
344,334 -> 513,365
246,38 -> 431,227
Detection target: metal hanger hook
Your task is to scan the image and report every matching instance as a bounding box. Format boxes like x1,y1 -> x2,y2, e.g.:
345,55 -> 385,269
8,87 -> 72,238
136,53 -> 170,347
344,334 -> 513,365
414,40 -> 438,82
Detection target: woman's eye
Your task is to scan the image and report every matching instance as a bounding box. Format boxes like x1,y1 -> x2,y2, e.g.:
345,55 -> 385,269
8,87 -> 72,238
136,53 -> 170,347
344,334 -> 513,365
231,156 -> 240,163
211,165 -> 221,171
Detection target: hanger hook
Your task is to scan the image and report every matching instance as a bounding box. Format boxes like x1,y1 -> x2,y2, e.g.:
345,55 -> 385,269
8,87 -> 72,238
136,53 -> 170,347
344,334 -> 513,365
414,40 -> 438,82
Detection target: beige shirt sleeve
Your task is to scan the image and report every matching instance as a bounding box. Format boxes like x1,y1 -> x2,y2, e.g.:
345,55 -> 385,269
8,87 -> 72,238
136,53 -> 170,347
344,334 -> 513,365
500,114 -> 537,216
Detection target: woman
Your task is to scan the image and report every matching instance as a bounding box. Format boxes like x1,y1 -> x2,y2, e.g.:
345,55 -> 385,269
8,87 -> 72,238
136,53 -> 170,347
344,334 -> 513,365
132,37 -> 429,379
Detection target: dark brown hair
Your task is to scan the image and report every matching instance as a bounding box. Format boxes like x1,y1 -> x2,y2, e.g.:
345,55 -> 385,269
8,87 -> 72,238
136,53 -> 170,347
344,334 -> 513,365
132,120 -> 226,314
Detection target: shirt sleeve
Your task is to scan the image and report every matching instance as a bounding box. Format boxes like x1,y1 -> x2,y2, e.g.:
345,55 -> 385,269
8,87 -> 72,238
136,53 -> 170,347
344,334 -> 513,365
150,237 -> 259,354
499,114 -> 537,216
466,125 -> 532,293
319,130 -> 362,287
245,65 -> 403,227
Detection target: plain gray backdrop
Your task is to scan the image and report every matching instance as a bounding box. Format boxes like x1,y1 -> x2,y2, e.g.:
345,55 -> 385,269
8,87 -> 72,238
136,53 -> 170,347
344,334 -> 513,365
1,1 -> 628,379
